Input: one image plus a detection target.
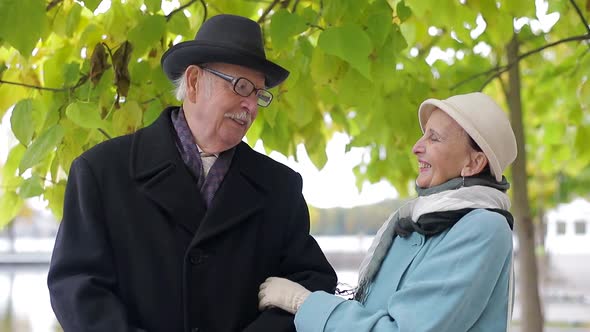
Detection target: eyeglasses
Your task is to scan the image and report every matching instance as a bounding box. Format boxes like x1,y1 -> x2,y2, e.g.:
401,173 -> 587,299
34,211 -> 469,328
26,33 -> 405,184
199,66 -> 274,107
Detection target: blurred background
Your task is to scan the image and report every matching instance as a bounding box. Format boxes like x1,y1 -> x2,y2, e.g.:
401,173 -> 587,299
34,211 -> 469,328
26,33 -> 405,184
1,0 -> 590,331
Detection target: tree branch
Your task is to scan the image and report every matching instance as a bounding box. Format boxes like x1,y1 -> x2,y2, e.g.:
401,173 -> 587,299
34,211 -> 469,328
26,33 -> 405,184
199,0 -> 208,24
517,33 -> 590,62
46,0 -> 63,11
98,128 -> 112,140
291,0 -> 300,13
40,176 -> 58,185
569,0 -> 590,35
257,0 -> 281,23
166,0 -> 198,22
451,65 -> 503,90
0,79 -> 64,92
101,42 -> 115,61
453,33 -> 590,91
306,23 -> 325,31
0,73 -> 90,93
141,93 -> 164,104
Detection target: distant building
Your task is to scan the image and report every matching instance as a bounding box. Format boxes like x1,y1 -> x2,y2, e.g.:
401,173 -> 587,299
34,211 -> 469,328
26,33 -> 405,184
545,198 -> 590,255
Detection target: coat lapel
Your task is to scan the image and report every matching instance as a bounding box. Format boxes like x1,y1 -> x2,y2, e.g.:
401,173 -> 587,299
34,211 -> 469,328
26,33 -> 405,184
130,107 -> 206,235
191,142 -> 265,246
387,234 -> 423,290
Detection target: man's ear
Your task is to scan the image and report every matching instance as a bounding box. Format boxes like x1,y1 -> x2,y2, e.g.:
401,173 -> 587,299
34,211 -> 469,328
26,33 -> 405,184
461,151 -> 488,177
185,65 -> 200,103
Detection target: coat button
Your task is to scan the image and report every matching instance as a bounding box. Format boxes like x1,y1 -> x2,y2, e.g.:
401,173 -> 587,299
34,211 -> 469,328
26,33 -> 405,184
189,256 -> 201,265
189,249 -> 207,265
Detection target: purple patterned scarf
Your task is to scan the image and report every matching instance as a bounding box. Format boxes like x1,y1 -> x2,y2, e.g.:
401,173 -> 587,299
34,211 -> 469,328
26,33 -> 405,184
171,107 -> 235,208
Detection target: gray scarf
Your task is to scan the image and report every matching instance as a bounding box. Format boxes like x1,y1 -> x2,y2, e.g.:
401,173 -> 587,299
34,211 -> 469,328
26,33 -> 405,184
353,175 -> 511,302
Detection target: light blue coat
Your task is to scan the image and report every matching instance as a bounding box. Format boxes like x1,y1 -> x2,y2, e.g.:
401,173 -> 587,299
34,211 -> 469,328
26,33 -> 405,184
295,209 -> 513,332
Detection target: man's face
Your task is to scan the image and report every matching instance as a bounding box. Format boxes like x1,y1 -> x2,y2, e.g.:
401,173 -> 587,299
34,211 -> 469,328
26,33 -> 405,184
184,63 -> 265,153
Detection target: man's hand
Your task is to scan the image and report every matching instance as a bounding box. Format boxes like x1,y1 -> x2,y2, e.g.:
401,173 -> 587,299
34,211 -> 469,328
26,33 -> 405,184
258,277 -> 311,314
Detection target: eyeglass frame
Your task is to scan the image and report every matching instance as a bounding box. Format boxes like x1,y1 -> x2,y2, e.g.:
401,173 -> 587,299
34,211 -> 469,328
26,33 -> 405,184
198,66 -> 274,107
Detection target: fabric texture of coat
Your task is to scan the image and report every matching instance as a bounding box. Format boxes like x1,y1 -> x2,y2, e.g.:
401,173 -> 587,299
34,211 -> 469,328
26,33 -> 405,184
48,107 -> 337,332
294,209 -> 513,332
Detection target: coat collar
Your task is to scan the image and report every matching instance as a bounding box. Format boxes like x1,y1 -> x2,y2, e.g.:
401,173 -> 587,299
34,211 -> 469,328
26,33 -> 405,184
190,142 -> 266,246
129,107 -> 266,244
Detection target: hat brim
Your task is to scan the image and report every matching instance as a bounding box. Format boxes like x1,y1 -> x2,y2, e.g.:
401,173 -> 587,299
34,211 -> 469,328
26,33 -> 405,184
418,99 -> 503,182
161,40 -> 289,88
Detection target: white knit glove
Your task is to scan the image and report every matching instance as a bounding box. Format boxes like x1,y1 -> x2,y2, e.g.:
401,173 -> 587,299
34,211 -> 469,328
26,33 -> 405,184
258,277 -> 311,314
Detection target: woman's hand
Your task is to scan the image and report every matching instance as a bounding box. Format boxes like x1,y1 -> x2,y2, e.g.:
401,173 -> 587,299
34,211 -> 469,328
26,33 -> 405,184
258,277 -> 311,314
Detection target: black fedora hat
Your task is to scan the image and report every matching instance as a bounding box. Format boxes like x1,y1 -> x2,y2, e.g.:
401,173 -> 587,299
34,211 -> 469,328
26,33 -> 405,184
161,14 -> 289,88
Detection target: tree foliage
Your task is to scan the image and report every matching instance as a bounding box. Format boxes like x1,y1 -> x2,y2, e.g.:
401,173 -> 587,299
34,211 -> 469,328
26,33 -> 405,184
0,0 -> 588,228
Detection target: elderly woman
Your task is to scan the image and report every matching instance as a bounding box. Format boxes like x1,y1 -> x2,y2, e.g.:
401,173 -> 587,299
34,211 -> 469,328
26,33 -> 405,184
258,92 -> 517,331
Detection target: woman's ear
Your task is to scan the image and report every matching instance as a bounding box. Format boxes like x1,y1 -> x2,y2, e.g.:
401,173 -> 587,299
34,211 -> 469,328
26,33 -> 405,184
461,151 -> 488,177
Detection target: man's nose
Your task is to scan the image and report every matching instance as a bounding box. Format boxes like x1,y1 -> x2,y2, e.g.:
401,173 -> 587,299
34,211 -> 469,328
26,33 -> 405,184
241,93 -> 259,112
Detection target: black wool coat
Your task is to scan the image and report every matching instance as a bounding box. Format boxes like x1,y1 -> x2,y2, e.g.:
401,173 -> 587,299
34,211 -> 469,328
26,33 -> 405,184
48,107 -> 337,332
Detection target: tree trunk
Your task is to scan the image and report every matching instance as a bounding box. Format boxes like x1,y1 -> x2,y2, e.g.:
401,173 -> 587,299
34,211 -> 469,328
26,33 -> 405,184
8,219 -> 16,253
536,207 -> 546,249
505,34 -> 544,332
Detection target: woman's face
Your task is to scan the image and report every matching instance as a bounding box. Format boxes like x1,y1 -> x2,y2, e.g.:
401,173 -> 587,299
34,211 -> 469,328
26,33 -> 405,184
412,109 -> 474,188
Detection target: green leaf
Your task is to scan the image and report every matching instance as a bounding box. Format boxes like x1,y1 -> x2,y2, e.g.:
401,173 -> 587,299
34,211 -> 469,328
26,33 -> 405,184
0,0 -> 46,56
396,1 -> 412,22
66,3 -> 83,37
128,14 -> 167,56
63,62 -> 81,87
270,10 -> 308,51
367,12 -> 392,49
168,11 -> 191,37
43,47 -> 76,88
262,104 -> 280,128
19,175 -> 44,198
484,10 -> 514,46
112,101 -> 143,135
575,126 -> 590,156
284,77 -> 315,128
143,100 -> 162,127
323,0 -> 361,24
318,25 -> 373,80
45,181 -> 66,220
543,122 -> 565,145
300,6 -> 319,24
66,101 -> 105,129
0,191 -> 24,227
406,0 -> 429,17
500,0 -> 535,16
145,0 -> 161,13
11,99 -> 35,146
80,24 -> 107,49
83,0 -> 103,12
306,132 -> 328,170
246,114 -> 264,144
579,79 -> 590,109
310,47 -> 345,86
2,145 -> 26,179
0,70 -> 28,116
103,1 -> 133,39
19,125 -> 65,173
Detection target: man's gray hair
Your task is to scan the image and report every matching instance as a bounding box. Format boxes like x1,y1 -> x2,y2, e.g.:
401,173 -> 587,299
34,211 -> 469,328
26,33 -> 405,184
172,71 -> 188,101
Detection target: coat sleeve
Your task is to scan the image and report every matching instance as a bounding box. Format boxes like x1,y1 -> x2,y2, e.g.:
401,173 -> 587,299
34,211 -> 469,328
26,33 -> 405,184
47,157 -> 145,332
244,173 -> 338,332
294,210 -> 512,332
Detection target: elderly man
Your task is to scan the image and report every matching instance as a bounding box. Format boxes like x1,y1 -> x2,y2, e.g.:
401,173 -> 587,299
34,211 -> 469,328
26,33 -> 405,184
48,14 -> 337,332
